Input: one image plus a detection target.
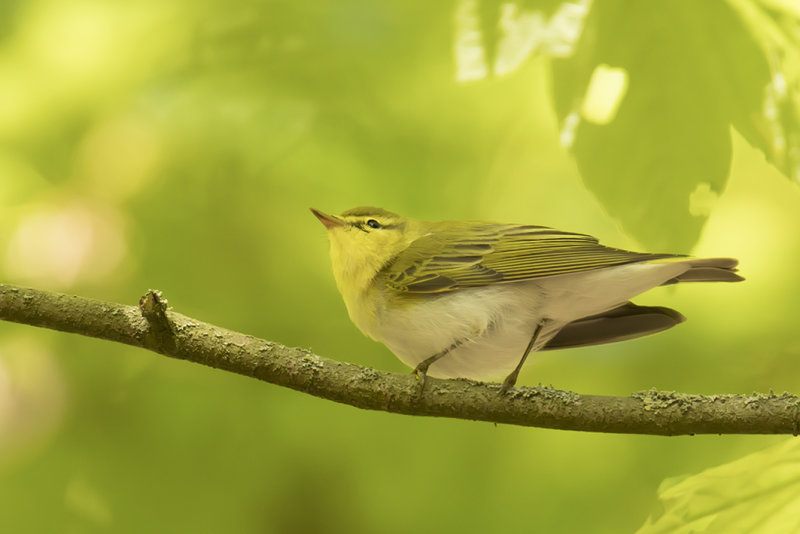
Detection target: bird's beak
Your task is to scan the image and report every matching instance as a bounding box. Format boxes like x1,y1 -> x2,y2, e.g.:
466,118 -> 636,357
310,208 -> 344,230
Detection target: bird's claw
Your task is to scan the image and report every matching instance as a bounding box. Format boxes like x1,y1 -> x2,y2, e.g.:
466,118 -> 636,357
500,371 -> 519,395
413,364 -> 429,391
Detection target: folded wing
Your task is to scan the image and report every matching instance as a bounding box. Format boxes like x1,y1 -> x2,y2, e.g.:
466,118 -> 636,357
384,223 -> 683,293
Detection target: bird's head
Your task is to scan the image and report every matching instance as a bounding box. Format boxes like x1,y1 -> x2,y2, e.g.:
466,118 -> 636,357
311,206 -> 420,299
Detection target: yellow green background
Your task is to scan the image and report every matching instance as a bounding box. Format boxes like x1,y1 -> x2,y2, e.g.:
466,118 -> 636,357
1,1 -> 799,532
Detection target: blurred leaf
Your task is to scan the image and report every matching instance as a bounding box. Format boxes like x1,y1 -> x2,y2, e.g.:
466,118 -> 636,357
454,0 -> 590,82
551,0 -> 771,251
636,439 -> 800,534
455,1 -> 800,250
727,0 -> 800,183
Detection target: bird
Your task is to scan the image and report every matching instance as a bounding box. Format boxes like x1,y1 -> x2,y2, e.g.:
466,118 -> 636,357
311,206 -> 743,392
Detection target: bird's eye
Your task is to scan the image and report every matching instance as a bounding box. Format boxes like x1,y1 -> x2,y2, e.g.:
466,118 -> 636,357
366,219 -> 381,229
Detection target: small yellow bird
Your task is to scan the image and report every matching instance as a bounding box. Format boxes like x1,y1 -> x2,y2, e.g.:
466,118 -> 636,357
312,207 -> 743,391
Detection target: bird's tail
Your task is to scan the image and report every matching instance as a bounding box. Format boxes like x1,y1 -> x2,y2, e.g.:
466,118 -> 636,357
542,302 -> 685,351
659,257 -> 744,284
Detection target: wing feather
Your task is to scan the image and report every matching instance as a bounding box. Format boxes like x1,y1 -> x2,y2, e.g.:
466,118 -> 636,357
384,223 -> 681,293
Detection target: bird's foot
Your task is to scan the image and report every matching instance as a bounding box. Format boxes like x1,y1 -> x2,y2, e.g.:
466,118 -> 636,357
413,362 -> 430,391
500,370 -> 520,395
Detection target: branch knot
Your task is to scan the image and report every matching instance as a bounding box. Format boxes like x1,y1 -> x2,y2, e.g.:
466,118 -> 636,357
138,289 -> 175,352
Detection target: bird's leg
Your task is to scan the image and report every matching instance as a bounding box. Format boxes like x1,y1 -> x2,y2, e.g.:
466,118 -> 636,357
414,339 -> 464,389
501,319 -> 547,394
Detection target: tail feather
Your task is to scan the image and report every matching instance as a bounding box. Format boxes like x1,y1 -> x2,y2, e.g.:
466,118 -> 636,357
660,257 -> 744,284
542,302 -> 685,351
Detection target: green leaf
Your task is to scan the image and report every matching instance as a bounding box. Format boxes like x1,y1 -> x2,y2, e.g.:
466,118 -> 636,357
727,0 -> 800,183
636,439 -> 800,534
551,0 -> 772,251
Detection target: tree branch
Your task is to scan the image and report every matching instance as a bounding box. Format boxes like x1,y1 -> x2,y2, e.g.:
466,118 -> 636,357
0,282 -> 797,435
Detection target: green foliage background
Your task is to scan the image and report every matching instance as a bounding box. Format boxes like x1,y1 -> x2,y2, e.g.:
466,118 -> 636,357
0,1 -> 799,532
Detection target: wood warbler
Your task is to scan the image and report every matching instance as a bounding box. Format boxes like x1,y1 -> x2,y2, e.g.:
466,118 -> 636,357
312,207 -> 743,391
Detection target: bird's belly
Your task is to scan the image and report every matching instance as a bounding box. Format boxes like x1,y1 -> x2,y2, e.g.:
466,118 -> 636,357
374,283 -> 557,380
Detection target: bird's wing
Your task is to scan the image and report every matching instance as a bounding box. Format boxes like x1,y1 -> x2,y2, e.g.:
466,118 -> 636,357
383,223 -> 681,293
